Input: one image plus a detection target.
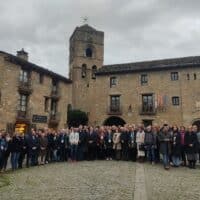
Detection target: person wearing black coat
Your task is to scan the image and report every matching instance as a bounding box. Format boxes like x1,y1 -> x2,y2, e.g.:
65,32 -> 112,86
185,126 -> 199,169
3,134 -> 12,171
45,131 -> 53,163
64,130 -> 70,161
120,127 -> 129,161
104,129 -> 113,160
10,133 -> 22,170
18,134 -> 28,168
128,127 -> 137,162
87,127 -> 97,161
77,126 -> 87,161
57,130 -> 67,162
97,129 -> 106,160
171,126 -> 182,167
28,129 -> 39,166
0,132 -> 8,172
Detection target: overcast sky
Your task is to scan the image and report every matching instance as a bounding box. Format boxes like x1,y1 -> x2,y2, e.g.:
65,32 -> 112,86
1,0 -> 200,77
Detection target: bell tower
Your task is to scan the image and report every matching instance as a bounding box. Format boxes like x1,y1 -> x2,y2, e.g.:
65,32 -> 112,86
69,24 -> 104,114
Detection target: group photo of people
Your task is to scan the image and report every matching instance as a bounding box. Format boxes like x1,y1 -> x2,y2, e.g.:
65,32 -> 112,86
0,123 -> 200,172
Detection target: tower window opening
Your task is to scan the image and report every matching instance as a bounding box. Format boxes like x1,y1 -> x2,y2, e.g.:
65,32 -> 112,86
85,48 -> 92,57
82,64 -> 87,78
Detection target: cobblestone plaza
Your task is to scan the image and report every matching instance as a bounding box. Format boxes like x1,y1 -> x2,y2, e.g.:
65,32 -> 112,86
0,161 -> 200,200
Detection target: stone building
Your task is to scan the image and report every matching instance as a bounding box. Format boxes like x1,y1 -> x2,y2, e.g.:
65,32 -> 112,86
69,24 -> 200,128
0,23 -> 200,132
0,49 -> 72,133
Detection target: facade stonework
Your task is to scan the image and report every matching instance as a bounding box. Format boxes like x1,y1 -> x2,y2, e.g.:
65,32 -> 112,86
0,51 -> 72,133
0,24 -> 200,132
69,24 -> 200,128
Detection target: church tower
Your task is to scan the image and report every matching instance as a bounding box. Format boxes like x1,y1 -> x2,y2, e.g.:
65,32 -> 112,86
69,24 -> 104,116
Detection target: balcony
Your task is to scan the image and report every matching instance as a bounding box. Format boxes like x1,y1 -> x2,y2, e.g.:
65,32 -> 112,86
18,80 -> 32,95
50,89 -> 60,100
139,105 -> 157,115
49,112 -> 60,125
16,109 -> 31,123
107,105 -> 122,115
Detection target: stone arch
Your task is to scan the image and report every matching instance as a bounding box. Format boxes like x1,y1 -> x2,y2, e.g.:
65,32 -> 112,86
103,116 -> 126,126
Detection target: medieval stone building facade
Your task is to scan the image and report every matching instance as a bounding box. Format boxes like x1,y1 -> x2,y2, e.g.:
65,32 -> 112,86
0,24 -> 200,133
69,24 -> 200,128
0,49 -> 72,133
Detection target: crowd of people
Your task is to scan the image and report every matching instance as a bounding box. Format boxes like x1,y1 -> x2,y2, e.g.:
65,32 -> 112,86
0,123 -> 200,172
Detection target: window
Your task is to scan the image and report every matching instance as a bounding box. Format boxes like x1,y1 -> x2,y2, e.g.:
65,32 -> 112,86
39,74 -> 44,84
85,48 -> 92,57
81,64 -> 87,78
172,96 -> 180,106
92,65 -> 97,79
52,80 -> 58,94
171,72 -> 179,81
110,77 -> 117,88
50,100 -> 57,115
194,73 -> 197,80
20,70 -> 29,83
19,94 -> 28,111
187,74 -> 190,80
44,97 -> 49,112
142,94 -> 154,113
110,95 -> 120,112
141,74 -> 148,85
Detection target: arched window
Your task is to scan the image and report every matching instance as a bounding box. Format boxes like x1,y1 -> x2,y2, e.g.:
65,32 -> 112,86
92,65 -> 97,79
81,64 -> 87,78
85,48 -> 92,57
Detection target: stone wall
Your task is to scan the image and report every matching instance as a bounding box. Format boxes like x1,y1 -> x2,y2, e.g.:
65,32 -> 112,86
0,52 -> 72,132
89,67 -> 200,126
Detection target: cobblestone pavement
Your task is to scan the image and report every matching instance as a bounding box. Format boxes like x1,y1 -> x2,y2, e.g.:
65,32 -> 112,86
0,161 -> 200,200
0,161 -> 136,200
145,163 -> 200,200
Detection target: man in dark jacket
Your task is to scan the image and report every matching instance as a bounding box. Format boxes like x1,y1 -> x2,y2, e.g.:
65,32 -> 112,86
28,129 -> 39,166
57,130 -> 67,162
18,133 -> 28,168
87,127 -> 97,161
3,134 -> 12,171
128,126 -> 137,162
185,125 -> 199,169
104,128 -> 113,160
77,126 -> 87,161
120,127 -> 129,161
45,130 -> 52,163
10,133 -> 22,170
0,132 -> 8,172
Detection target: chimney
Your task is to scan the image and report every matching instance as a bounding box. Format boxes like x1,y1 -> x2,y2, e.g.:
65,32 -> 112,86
17,48 -> 28,61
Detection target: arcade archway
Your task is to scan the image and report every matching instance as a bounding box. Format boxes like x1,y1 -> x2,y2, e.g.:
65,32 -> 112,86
103,116 -> 126,126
